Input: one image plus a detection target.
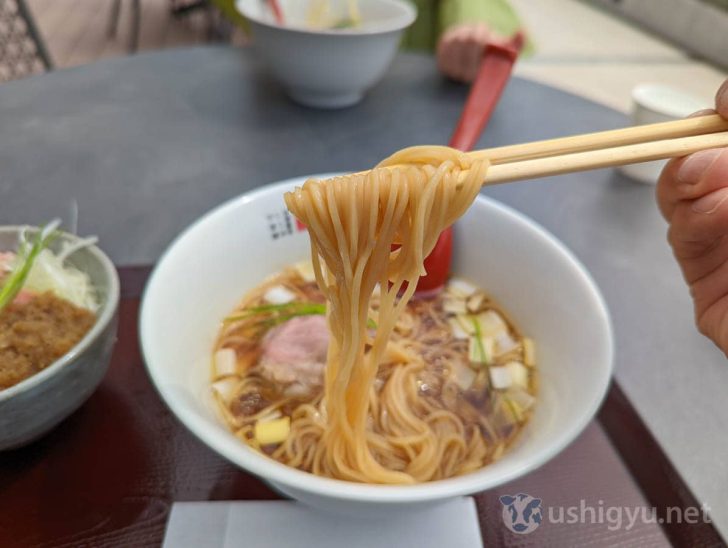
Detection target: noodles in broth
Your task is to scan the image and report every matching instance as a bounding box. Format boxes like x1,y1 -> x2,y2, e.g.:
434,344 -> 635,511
213,146 -> 537,484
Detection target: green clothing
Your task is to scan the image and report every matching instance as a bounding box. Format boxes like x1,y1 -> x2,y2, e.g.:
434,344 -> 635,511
401,0 -> 523,51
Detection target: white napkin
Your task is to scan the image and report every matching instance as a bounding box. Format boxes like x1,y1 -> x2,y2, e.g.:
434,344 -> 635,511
163,497 -> 483,548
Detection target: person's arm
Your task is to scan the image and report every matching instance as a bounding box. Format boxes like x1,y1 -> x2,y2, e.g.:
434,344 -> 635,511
436,0 -> 525,82
656,80 -> 728,354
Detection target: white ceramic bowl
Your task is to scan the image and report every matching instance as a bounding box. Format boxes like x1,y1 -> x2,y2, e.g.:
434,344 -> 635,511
140,176 -> 613,515
0,227 -> 120,450
235,0 -> 416,108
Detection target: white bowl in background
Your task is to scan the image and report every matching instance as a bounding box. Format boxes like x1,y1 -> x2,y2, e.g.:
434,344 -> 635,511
621,84 -> 709,185
140,176 -> 613,516
235,0 -> 416,109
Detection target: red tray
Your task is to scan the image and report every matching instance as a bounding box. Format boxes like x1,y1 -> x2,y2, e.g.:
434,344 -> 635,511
0,267 -> 721,547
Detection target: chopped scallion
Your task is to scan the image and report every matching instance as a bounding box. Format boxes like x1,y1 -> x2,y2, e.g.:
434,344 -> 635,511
0,220 -> 60,313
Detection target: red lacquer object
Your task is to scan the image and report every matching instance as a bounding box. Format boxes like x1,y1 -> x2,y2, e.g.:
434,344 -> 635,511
415,31 -> 524,295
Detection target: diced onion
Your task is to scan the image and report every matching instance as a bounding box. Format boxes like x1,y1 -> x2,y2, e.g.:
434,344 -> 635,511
496,332 -> 519,355
24,247 -> 98,311
508,387 -> 535,411
443,298 -> 467,315
489,366 -> 512,390
211,377 -> 240,403
469,336 -> 494,364
294,261 -> 316,282
264,285 -> 296,304
478,310 -> 508,338
523,338 -> 536,366
447,318 -> 470,340
285,384 -> 310,398
466,293 -> 485,313
254,416 -> 291,445
455,314 -> 476,336
450,360 -> 477,390
503,397 -> 525,422
214,348 -> 237,377
447,278 -> 478,297
505,361 -> 529,388
256,410 -> 282,423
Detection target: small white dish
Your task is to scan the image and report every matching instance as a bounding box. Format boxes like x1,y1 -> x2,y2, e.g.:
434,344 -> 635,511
163,498 -> 483,548
621,84 -> 710,185
140,175 -> 613,516
235,0 -> 416,109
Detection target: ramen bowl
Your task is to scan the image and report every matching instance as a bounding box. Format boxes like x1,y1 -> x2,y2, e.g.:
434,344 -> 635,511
235,0 -> 416,108
0,227 -> 120,450
141,176 -> 613,515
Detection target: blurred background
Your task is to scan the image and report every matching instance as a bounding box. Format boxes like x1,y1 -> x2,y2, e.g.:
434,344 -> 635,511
3,0 -> 726,113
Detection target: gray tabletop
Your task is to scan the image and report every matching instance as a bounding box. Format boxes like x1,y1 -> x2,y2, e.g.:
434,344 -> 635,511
2,46 -> 726,536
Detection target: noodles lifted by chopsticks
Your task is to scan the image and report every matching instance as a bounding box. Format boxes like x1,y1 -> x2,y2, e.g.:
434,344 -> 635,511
284,147 -> 488,483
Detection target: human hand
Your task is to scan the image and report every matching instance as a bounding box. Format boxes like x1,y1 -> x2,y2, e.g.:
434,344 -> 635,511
656,80 -> 728,353
436,23 -> 499,83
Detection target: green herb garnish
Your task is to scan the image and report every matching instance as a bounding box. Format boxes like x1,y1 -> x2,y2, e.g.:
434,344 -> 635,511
224,302 -> 326,325
225,300 -> 376,329
471,315 -> 492,389
471,316 -> 487,363
0,220 -> 60,313
330,18 -> 357,29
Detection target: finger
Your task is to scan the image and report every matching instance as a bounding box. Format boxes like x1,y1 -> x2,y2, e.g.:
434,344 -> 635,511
435,29 -> 453,75
669,186 -> 728,244
437,27 -> 470,82
682,241 -> 728,317
436,29 -> 462,81
693,295 -> 728,356
656,108 -> 722,219
451,26 -> 475,82
469,24 -> 494,77
686,246 -> 728,323
656,148 -> 728,220
460,27 -> 487,83
667,190 -> 728,291
716,79 -> 728,118
669,230 -> 728,284
474,22 -> 491,44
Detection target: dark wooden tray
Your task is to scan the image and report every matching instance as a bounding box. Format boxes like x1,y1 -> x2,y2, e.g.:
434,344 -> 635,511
0,267 -> 723,547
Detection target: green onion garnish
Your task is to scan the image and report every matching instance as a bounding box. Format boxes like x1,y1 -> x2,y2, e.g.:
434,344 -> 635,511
330,18 -> 357,29
0,220 -> 60,313
224,301 -> 377,329
224,302 -> 326,324
471,316 -> 487,363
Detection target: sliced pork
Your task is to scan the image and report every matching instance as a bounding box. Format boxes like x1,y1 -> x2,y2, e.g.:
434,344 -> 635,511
259,315 -> 329,397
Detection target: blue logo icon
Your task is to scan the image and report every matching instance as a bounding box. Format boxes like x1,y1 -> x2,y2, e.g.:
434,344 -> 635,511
499,493 -> 543,534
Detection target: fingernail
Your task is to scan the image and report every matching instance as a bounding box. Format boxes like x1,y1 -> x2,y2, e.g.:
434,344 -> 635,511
677,149 -> 722,184
692,188 -> 728,214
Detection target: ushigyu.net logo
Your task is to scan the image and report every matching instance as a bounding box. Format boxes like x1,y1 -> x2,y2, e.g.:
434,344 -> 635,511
500,493 -> 543,534
499,493 -> 712,534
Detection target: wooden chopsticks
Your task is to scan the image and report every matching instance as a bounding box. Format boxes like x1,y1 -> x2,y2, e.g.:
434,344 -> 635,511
472,114 -> 728,185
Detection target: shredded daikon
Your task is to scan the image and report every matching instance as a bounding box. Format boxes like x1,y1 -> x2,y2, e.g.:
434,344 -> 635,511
24,247 -> 98,311
0,221 -> 99,312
